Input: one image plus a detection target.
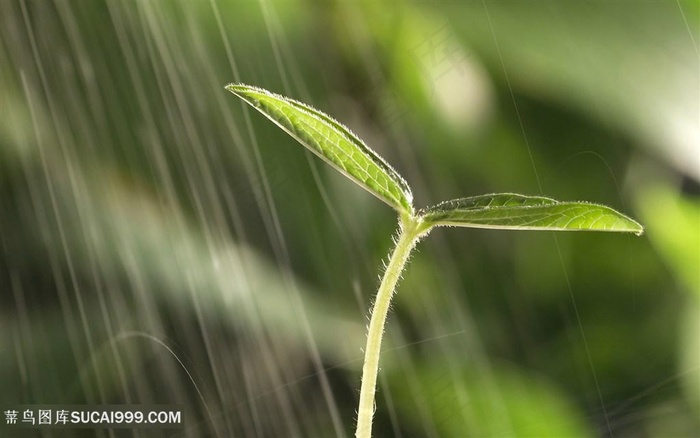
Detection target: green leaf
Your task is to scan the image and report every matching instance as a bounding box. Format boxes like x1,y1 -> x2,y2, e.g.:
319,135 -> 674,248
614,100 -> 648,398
226,84 -> 413,214
419,193 -> 644,235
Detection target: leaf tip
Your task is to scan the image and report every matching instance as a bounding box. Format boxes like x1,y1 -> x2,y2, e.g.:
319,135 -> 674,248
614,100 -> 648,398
225,83 -> 250,95
633,224 -> 645,237
226,83 -> 269,110
615,214 -> 644,236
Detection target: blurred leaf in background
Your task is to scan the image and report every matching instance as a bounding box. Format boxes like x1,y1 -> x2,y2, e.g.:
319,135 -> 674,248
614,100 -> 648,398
1,0 -> 697,436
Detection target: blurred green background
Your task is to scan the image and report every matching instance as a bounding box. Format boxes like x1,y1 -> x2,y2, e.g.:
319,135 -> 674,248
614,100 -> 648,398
1,1 -> 698,437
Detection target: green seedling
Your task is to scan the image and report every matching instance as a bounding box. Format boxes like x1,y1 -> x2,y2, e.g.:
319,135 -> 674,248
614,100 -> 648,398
226,84 -> 643,438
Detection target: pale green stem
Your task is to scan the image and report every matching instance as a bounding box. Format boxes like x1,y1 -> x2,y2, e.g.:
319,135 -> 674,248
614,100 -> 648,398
355,217 -> 429,438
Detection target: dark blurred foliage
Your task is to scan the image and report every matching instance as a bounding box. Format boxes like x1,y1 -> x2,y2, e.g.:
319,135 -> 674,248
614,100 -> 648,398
1,1 -> 698,437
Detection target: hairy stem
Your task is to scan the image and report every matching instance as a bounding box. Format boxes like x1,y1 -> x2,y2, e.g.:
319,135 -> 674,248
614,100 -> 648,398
355,217 -> 428,438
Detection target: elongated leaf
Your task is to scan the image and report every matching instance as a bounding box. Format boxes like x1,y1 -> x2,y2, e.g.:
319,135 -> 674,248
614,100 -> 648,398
420,193 -> 643,235
226,84 -> 413,214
